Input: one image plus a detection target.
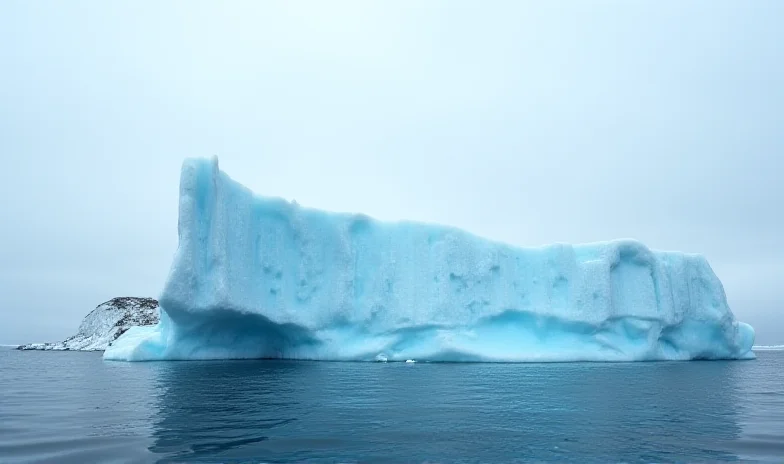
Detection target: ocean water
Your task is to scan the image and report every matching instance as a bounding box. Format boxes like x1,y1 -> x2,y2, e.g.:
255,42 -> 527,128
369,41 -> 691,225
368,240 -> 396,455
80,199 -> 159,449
1,348 -> 782,463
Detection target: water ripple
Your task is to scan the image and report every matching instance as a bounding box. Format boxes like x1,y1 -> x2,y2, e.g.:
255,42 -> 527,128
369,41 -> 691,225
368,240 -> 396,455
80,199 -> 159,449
1,349 -> 783,463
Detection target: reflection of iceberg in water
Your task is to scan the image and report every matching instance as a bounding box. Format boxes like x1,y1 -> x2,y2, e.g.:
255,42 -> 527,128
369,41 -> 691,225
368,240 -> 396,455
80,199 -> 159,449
146,361 -> 749,462
147,361 -> 301,460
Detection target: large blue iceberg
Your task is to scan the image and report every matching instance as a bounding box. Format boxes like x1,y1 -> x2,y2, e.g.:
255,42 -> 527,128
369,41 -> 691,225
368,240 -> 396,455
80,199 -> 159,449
105,158 -> 755,362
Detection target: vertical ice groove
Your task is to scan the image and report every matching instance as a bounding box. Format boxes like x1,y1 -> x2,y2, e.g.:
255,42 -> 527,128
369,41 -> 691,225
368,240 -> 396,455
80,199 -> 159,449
105,157 -> 756,362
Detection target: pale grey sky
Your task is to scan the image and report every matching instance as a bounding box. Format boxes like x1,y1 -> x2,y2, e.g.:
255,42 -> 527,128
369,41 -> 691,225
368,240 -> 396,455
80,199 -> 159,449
0,1 -> 781,345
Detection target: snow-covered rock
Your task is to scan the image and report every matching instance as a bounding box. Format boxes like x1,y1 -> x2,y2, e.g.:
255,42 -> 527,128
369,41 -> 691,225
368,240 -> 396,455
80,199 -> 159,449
105,157 -> 755,362
18,297 -> 159,351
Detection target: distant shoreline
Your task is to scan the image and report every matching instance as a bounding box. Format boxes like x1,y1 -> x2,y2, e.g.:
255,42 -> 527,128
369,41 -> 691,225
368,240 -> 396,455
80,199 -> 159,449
752,345 -> 784,351
11,297 -> 160,353
5,344 -> 783,352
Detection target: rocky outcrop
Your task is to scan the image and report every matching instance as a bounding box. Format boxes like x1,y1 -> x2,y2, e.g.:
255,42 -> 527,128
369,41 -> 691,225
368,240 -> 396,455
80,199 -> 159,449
17,297 -> 159,351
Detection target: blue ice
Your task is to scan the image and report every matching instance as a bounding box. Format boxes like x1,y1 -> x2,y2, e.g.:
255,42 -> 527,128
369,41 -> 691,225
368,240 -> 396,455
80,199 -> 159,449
104,158 -> 755,362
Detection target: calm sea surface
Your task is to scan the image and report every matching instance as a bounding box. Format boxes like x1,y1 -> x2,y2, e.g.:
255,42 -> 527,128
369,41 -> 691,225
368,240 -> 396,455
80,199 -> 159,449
1,347 -> 782,463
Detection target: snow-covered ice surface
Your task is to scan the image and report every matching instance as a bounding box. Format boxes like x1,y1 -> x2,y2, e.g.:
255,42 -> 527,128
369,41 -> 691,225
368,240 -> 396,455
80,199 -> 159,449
105,158 -> 755,362
19,298 -> 159,351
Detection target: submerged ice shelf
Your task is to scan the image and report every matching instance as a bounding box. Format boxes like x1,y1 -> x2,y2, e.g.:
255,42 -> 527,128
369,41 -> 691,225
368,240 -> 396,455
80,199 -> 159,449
105,158 -> 755,362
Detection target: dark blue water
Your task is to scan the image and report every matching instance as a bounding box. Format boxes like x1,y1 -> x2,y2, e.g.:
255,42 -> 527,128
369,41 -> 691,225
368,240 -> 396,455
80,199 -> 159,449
1,348 -> 782,463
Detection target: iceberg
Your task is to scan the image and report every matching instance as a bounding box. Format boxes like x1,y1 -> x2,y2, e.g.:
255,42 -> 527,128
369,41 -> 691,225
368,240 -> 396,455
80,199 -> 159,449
105,157 -> 755,362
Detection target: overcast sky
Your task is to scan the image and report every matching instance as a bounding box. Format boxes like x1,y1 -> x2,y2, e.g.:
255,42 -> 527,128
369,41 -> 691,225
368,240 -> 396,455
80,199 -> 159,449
1,1 -> 781,345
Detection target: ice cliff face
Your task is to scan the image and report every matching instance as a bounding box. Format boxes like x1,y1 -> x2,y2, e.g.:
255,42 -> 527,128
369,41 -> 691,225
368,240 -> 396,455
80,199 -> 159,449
104,158 -> 755,362
19,297 -> 159,351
